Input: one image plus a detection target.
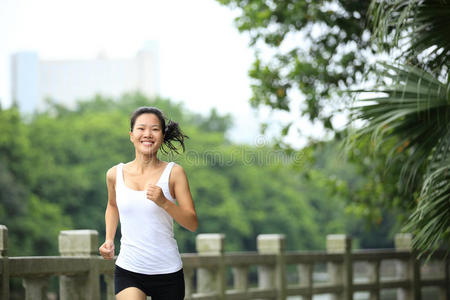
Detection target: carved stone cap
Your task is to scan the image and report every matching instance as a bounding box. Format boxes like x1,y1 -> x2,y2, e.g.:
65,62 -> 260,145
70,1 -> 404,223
0,225 -> 7,256
395,233 -> 413,251
257,234 -> 286,254
196,233 -> 225,255
326,234 -> 352,253
58,229 -> 98,257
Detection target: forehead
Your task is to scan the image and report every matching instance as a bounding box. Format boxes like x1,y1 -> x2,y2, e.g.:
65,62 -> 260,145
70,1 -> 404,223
134,113 -> 161,126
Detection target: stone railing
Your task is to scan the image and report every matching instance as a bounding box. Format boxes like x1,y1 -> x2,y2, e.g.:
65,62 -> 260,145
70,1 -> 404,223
0,224 -> 448,300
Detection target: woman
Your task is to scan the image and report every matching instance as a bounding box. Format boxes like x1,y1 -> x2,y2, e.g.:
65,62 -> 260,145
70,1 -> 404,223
99,106 -> 198,300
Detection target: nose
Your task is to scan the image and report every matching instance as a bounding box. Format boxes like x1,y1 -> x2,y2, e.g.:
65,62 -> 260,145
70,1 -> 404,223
143,128 -> 152,138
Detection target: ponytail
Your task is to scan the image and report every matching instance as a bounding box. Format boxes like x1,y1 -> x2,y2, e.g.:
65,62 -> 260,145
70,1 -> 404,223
162,119 -> 188,154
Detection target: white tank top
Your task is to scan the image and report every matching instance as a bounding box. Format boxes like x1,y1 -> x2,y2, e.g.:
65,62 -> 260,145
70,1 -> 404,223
114,161 -> 183,274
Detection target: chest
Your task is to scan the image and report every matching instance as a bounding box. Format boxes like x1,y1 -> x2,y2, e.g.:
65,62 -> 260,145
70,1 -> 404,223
123,169 -> 164,191
120,164 -> 175,199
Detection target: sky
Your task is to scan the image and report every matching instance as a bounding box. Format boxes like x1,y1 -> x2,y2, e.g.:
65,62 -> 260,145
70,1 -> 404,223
0,0 -> 325,147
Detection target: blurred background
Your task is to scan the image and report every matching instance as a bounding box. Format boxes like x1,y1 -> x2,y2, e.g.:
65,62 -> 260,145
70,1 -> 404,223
1,0 -> 448,298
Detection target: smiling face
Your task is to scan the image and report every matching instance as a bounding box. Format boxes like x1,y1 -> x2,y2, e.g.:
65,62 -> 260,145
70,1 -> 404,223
129,113 -> 164,156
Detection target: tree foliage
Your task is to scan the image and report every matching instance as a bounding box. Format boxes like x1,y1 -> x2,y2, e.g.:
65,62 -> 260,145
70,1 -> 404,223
216,0 -> 375,134
218,0 -> 449,255
349,0 -> 450,255
0,93 -> 395,259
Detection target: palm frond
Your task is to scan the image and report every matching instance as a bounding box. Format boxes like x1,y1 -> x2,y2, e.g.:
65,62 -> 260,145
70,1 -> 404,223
349,62 -> 450,255
404,157 -> 450,256
369,0 -> 450,71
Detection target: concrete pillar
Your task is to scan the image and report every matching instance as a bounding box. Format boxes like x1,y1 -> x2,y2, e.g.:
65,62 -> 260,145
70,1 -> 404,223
104,273 -> 115,300
0,225 -> 9,300
232,266 -> 249,291
395,233 -> 421,300
183,267 -> 194,299
367,261 -> 380,300
22,276 -> 49,300
298,263 -> 312,300
326,234 -> 353,300
58,229 -> 100,300
196,234 -> 225,299
257,234 -> 286,300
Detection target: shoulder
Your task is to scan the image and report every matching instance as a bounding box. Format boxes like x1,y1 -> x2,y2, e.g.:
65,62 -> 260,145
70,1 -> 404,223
171,163 -> 187,180
171,162 -> 185,174
106,165 -> 118,184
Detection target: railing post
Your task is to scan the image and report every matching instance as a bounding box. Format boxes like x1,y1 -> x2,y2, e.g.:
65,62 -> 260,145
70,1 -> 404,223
183,267 -> 195,299
444,259 -> 449,300
367,260 -> 380,300
58,229 -> 100,300
22,277 -> 49,300
326,234 -> 353,300
257,234 -> 286,300
0,225 -> 9,300
395,233 -> 421,300
232,266 -> 248,291
196,233 -> 226,299
298,263 -> 313,300
103,273 -> 115,300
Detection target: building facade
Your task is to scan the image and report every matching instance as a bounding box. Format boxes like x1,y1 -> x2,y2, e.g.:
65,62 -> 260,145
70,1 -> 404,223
11,43 -> 159,113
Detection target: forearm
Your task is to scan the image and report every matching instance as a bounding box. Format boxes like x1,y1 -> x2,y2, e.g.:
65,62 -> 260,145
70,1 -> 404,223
162,199 -> 198,232
105,204 -> 119,241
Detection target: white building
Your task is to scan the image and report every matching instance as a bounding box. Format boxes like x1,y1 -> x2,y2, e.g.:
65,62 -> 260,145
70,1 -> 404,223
11,42 -> 159,113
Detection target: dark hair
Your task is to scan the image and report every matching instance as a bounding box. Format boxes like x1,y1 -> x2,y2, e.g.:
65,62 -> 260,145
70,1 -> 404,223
130,106 -> 189,154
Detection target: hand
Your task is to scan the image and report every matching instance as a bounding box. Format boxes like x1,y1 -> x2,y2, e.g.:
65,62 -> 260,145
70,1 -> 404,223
146,184 -> 167,207
99,240 -> 115,260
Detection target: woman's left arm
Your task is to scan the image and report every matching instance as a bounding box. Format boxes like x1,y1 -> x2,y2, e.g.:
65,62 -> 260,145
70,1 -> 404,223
161,164 -> 198,232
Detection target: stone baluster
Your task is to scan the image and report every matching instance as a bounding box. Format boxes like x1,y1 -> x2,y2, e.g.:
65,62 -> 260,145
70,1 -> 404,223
58,229 -> 100,300
22,276 -> 50,300
232,266 -> 248,291
326,234 -> 353,300
0,225 -> 9,300
298,263 -> 313,300
196,234 -> 226,299
103,273 -> 115,300
367,260 -> 380,300
183,267 -> 194,299
443,258 -> 449,300
395,233 -> 421,300
257,234 -> 286,300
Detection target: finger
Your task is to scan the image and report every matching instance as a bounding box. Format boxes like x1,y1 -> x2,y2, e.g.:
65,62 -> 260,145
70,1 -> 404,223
147,184 -> 158,190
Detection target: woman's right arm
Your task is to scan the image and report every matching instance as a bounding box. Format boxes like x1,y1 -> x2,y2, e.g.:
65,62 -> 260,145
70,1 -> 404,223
99,166 -> 119,260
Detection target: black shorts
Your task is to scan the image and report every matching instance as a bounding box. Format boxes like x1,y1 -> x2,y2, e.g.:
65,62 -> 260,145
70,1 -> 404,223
114,264 -> 185,299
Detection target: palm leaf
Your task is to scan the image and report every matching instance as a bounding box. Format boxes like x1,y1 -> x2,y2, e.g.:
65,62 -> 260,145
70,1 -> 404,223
349,62 -> 450,255
369,0 -> 450,71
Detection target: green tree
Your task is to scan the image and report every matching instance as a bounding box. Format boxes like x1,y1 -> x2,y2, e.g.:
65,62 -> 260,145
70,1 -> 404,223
216,0 -> 375,136
216,0 -> 412,248
349,0 -> 450,254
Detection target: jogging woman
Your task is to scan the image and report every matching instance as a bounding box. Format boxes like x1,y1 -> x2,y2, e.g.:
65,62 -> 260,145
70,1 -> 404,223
99,106 -> 198,299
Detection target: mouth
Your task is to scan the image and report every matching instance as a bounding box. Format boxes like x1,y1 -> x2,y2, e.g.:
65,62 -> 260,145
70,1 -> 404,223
141,141 -> 155,146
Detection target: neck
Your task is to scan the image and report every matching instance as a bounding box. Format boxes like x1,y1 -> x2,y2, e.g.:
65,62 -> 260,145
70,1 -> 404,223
132,151 -> 161,173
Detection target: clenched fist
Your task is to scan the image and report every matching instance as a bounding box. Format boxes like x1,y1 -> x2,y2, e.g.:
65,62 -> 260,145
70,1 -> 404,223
146,184 -> 168,207
99,240 -> 115,260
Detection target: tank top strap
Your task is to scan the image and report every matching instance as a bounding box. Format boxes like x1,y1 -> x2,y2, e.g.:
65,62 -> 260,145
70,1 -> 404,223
159,162 -> 175,183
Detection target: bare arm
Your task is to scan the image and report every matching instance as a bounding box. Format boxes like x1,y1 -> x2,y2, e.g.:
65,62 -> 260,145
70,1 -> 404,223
162,164 -> 198,232
99,166 -> 119,259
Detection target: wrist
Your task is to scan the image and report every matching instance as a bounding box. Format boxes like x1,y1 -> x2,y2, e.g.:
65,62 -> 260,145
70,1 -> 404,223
162,199 -> 171,210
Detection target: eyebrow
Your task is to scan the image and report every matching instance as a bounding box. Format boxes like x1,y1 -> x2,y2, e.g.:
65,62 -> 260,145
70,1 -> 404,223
136,124 -> 160,127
